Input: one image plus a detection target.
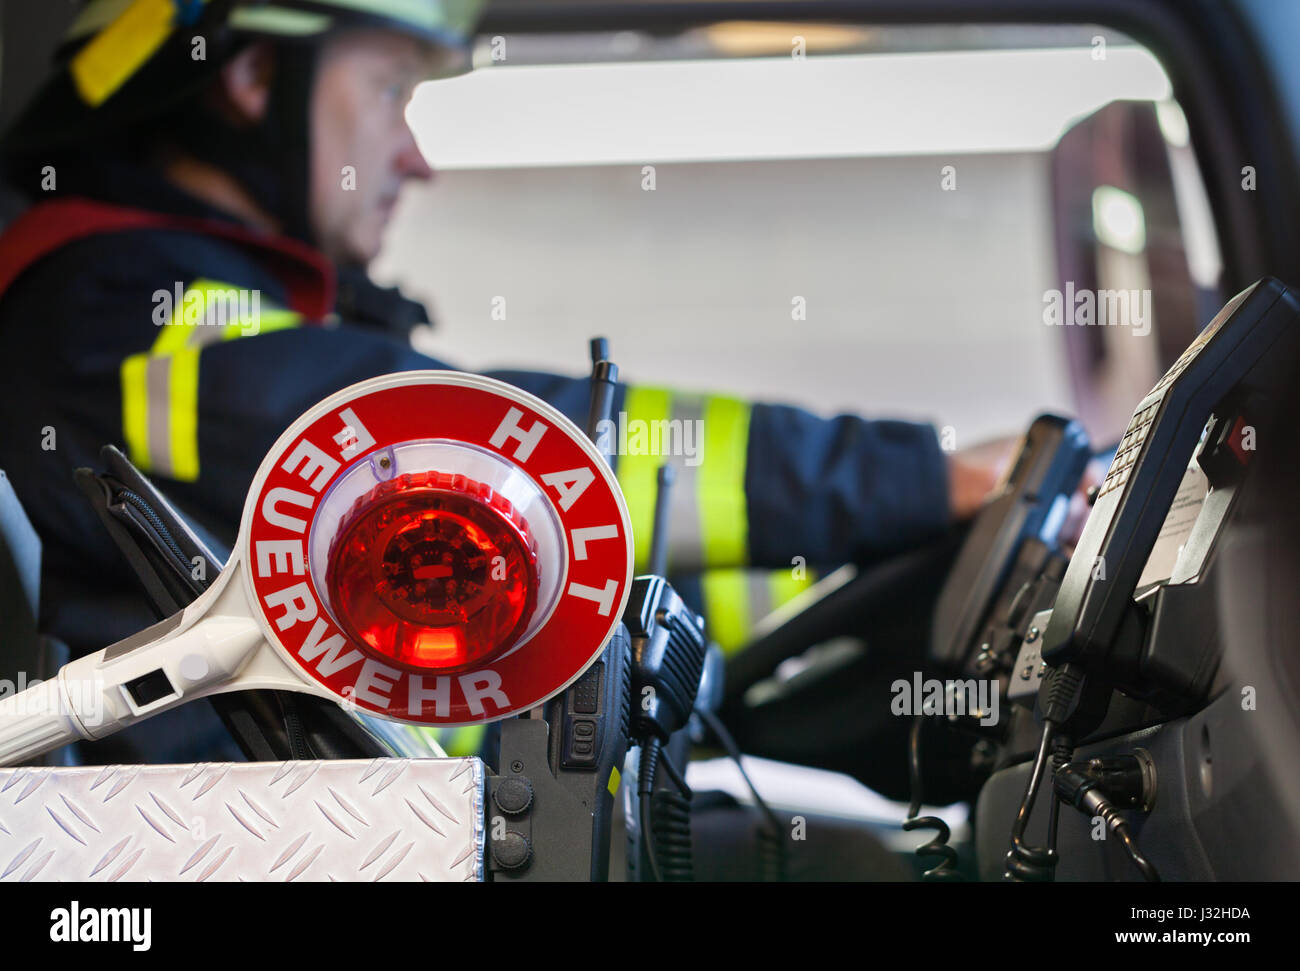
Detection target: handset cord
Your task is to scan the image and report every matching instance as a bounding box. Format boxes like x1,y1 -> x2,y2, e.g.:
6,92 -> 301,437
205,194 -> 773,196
902,715 -> 963,880
1004,720 -> 1065,881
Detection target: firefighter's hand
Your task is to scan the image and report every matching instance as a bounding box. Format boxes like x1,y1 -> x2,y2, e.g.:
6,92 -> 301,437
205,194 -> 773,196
947,435 -> 1019,521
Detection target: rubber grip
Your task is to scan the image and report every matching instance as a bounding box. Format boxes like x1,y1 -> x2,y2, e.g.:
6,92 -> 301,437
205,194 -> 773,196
0,678 -> 83,766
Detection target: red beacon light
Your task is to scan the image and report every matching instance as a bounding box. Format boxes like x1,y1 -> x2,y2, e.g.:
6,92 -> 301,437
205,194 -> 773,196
307,436 -> 571,683
0,373 -> 636,766
326,470 -> 539,672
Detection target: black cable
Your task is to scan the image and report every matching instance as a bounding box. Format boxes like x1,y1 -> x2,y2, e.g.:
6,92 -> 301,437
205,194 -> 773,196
1113,822 -> 1161,882
695,706 -> 782,840
696,706 -> 787,881
638,736 -> 665,883
901,716 -> 962,881
638,742 -> 693,881
658,748 -> 691,796
1003,720 -> 1061,881
1054,760 -> 1161,882
1045,732 -> 1074,858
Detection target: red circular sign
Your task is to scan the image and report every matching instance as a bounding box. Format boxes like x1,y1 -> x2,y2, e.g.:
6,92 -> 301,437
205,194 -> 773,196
239,373 -> 634,725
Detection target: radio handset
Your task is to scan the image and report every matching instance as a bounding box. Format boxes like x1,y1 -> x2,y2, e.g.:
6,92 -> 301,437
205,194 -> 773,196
930,413 -> 1090,670
1040,278 -> 1300,728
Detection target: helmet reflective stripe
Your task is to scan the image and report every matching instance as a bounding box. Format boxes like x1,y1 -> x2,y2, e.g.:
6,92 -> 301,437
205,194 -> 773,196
65,0 -> 483,105
70,0 -> 202,107
66,0 -> 163,42
228,0 -> 484,55
226,8 -> 334,35
243,0 -> 484,37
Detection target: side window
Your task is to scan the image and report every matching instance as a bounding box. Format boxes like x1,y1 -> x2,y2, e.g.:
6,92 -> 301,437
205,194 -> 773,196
377,23 -> 1221,452
1049,98 -> 1223,445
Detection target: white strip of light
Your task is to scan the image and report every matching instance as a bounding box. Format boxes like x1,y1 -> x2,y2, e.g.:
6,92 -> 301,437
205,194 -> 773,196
407,46 -> 1172,169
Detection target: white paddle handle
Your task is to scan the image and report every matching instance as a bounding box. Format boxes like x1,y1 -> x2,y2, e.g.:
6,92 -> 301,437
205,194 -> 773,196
0,679 -> 83,766
0,616 -> 264,766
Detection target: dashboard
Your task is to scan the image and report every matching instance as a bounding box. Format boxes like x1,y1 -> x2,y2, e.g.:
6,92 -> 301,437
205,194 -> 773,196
940,278 -> 1300,879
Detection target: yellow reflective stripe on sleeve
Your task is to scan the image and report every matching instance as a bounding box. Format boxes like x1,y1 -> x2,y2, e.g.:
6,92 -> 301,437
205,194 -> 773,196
620,388 -> 751,572
768,568 -> 814,611
702,568 -> 751,656
607,765 -> 622,796
443,724 -> 486,757
698,396 -> 751,568
122,279 -> 303,482
412,724 -> 486,758
403,725 -> 449,757
120,352 -> 150,473
151,312 -> 191,355
155,279 -> 289,351
619,386 -> 672,572
168,347 -> 200,482
225,306 -> 301,338
699,567 -> 815,657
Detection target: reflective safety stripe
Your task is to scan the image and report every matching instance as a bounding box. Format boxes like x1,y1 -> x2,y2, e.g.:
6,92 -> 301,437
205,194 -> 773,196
410,724 -> 487,758
120,353 -> 150,476
70,0 -> 180,107
439,724 -> 487,757
702,569 -> 750,655
698,397 -> 750,569
663,393 -> 703,569
618,387 -> 751,573
397,724 -> 448,757
767,568 -> 815,613
167,347 -> 200,482
120,347 -> 199,481
120,280 -> 302,481
619,387 -> 672,572
156,279 -> 295,351
702,567 -> 815,656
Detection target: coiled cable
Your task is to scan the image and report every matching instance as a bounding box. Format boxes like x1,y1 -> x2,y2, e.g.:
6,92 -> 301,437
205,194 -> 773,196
901,716 -> 962,881
648,788 -> 694,881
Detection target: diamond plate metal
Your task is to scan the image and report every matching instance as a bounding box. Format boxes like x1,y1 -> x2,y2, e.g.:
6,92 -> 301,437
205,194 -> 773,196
0,758 -> 484,882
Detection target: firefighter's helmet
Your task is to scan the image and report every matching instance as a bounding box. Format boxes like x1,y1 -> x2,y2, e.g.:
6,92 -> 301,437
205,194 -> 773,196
60,0 -> 485,109
1,0 -> 487,241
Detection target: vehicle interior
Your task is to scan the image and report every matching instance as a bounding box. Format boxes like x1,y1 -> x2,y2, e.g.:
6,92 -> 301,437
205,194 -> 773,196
0,0 -> 1298,884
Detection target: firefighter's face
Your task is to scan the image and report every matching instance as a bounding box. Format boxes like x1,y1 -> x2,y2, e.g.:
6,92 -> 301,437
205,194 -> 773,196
308,30 -> 437,263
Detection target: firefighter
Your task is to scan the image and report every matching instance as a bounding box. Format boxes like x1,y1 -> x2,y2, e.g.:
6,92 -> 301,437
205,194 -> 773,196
0,0 -> 1012,760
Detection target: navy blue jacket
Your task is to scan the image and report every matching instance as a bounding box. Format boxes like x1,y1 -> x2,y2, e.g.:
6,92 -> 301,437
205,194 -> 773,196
0,169 -> 951,760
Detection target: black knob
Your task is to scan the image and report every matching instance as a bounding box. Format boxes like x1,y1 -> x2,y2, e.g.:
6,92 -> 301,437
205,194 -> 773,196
492,831 -> 532,870
494,776 -> 534,815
